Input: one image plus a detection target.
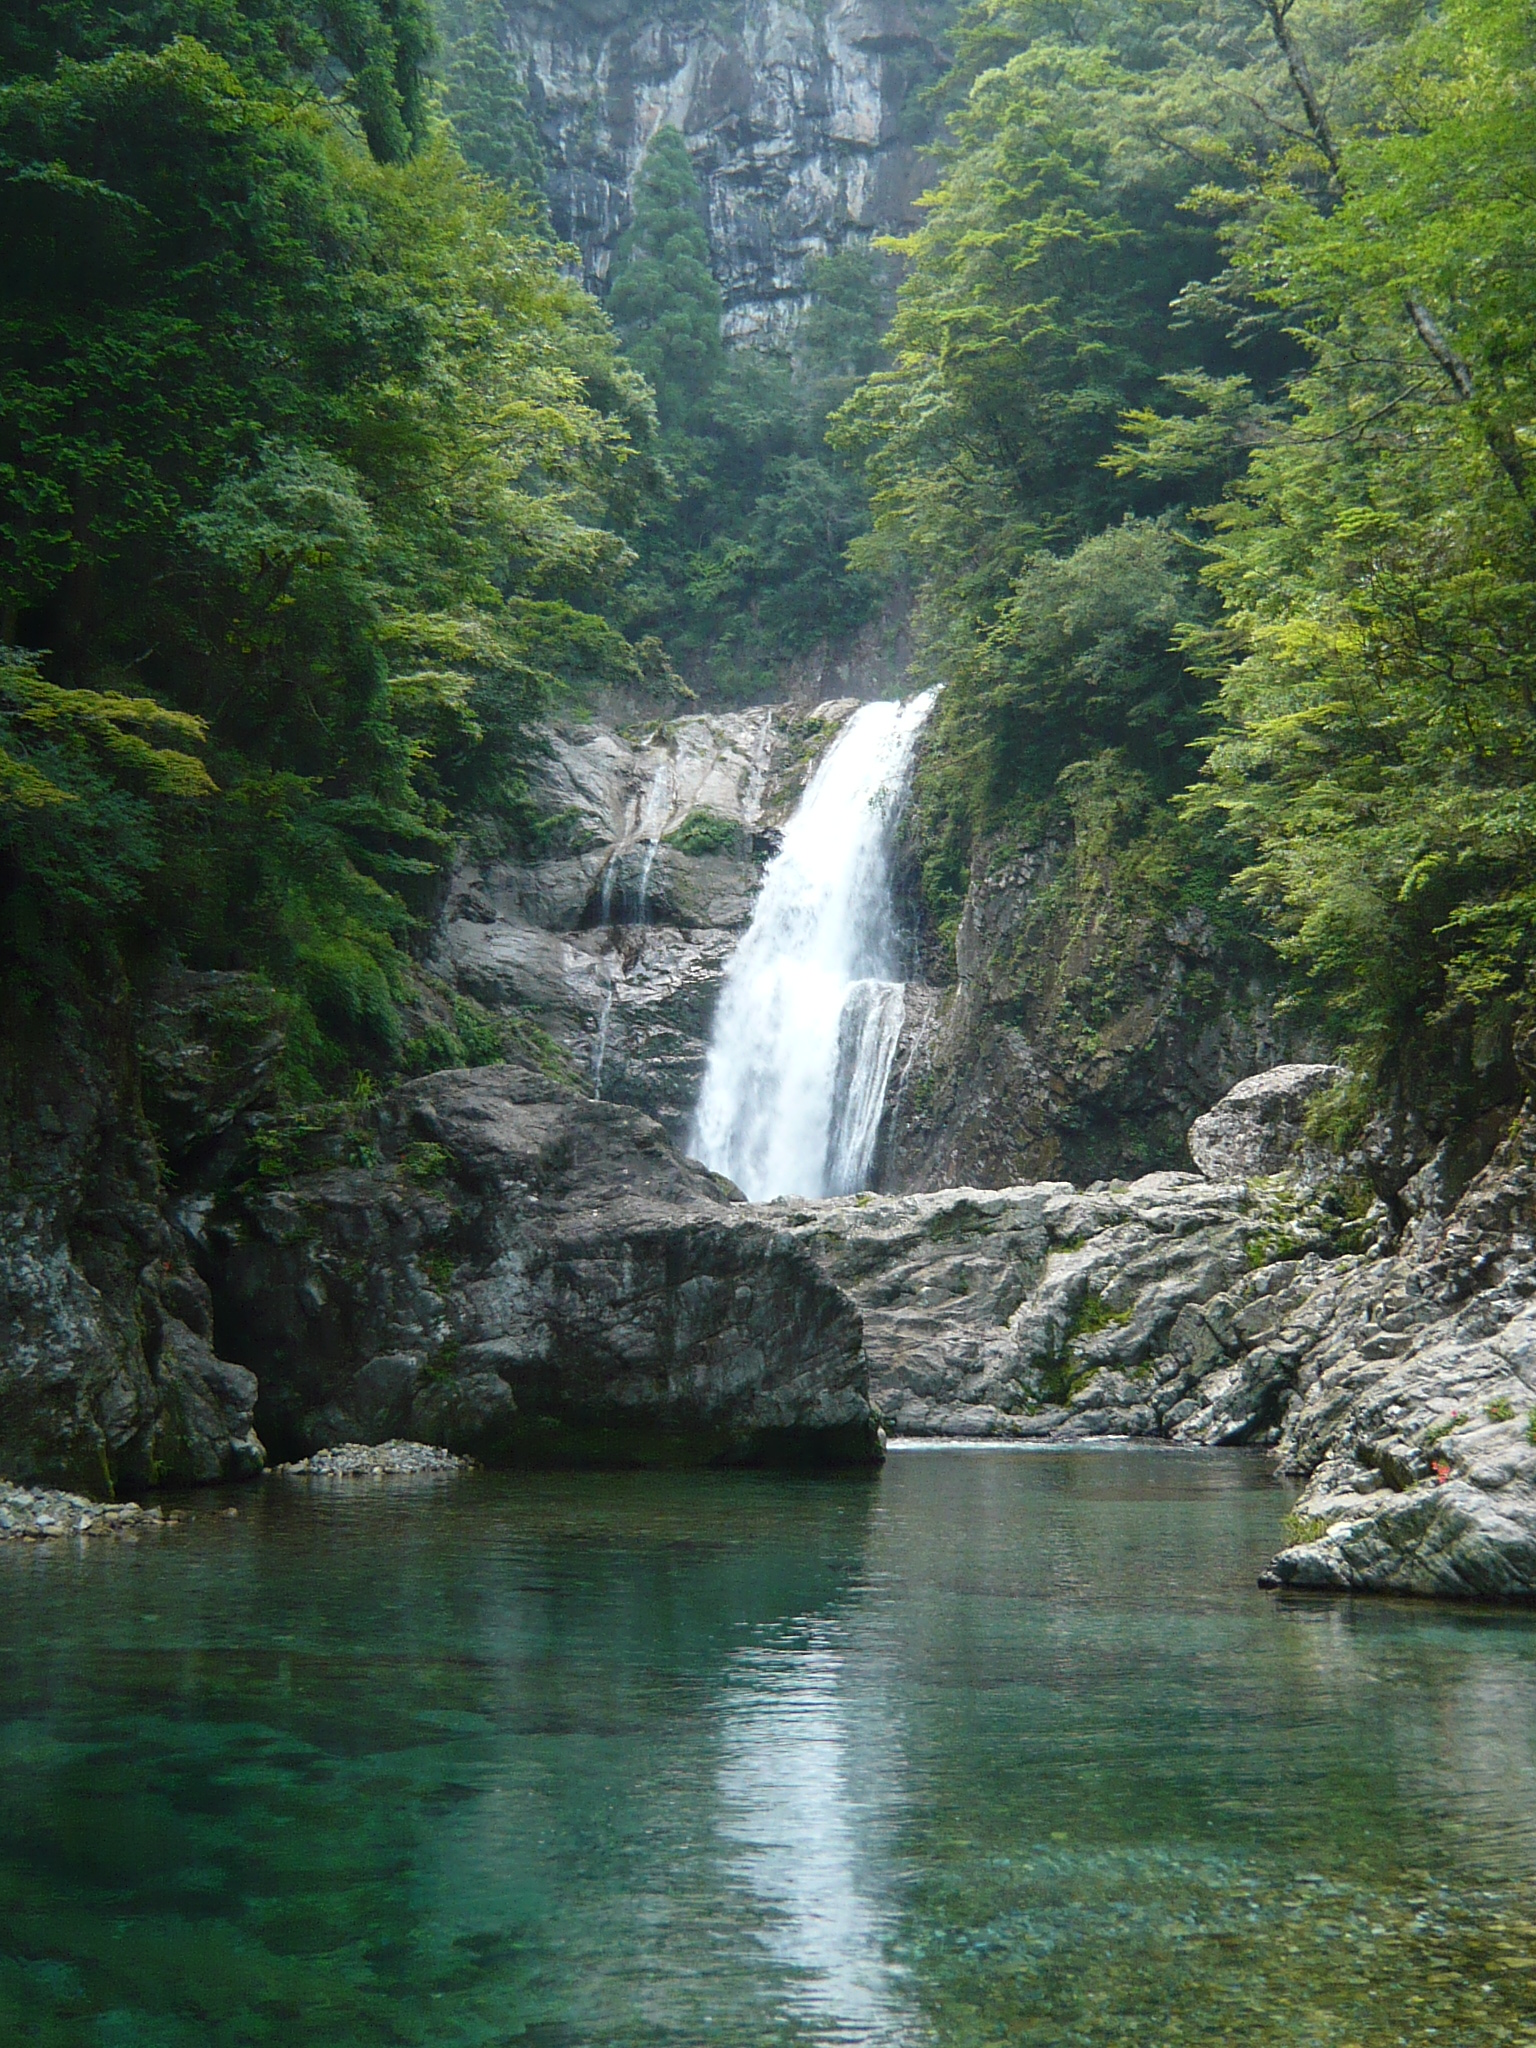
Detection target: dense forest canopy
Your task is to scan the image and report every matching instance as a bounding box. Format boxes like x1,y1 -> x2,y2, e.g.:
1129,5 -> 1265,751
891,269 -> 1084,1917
605,125 -> 894,691
0,0 -> 660,1086
2,0 -> 1533,1132
837,0 -> 1536,1120
0,0 -> 894,1094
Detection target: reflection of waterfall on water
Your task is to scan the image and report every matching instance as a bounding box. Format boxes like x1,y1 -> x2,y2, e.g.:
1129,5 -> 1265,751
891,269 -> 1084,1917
690,692 -> 934,1200
718,1625 -> 916,2047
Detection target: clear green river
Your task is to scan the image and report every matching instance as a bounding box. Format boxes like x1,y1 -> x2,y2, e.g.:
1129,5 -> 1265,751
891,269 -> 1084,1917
5,1446 -> 1536,2047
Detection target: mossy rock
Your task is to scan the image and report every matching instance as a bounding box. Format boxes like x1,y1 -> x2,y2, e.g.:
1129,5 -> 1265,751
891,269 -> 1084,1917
664,809 -> 744,857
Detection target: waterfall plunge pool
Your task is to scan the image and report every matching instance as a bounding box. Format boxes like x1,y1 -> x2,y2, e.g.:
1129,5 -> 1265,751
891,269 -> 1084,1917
5,1446 -> 1536,2045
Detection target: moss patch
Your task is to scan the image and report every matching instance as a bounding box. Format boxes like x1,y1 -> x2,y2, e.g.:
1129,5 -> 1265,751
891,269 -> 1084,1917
664,809 -> 742,857
1067,1291 -> 1131,1343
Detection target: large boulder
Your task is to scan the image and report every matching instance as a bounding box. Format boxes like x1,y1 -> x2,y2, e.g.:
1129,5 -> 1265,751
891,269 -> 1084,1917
1187,1063 -> 1348,1181
202,1062 -> 878,1469
0,1004 -> 262,1495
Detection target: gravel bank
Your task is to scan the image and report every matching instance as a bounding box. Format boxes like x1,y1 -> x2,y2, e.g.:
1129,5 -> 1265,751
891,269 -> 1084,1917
275,1440 -> 474,1477
0,1483 -> 166,1541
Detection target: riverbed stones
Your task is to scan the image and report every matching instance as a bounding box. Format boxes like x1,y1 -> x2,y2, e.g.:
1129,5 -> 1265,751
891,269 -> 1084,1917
276,1440 -> 473,1477
0,1481 -> 165,1540
207,1061 -> 878,1469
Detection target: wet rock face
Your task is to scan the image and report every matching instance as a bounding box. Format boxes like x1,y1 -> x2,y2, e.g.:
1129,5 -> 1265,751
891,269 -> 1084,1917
433,702 -> 856,1143
205,1062 -> 878,1469
0,1006 -> 262,1496
509,0 -> 949,340
875,836 -> 1323,1192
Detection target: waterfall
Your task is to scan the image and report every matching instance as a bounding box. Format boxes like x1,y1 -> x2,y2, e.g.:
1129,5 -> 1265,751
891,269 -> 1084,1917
690,691 -> 934,1200
597,755 -> 674,927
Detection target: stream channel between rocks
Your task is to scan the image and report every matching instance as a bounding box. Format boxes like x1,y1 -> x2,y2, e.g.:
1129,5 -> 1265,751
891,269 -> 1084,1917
6,1446 -> 1536,2047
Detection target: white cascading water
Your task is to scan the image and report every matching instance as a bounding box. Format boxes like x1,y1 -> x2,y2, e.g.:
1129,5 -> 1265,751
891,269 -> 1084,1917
592,756 -> 676,1096
690,690 -> 935,1200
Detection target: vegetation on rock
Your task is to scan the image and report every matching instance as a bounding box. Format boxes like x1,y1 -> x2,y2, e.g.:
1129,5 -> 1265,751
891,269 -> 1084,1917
840,0 -> 1536,1122
0,0 -> 657,1092
607,127 -> 894,693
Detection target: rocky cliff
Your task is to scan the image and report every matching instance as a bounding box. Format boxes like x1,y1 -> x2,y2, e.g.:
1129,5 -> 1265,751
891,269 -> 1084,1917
873,796 -> 1323,1190
0,997 -> 262,1495
203,1060 -> 879,1467
506,0 -> 949,340
432,699 -> 859,1143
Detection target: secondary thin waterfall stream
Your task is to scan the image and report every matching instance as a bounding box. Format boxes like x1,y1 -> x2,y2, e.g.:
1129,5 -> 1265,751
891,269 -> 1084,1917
690,690 -> 935,1200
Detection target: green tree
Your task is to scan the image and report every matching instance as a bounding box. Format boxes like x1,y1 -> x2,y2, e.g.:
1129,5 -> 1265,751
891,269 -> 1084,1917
0,11 -> 659,1082
0,0 -> 436,161
1183,0 -> 1536,1102
439,0 -> 547,223
607,126 -> 724,433
607,129 -> 892,689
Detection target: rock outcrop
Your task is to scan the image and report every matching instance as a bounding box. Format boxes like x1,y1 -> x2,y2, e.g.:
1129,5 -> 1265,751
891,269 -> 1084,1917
1260,1104 -> 1536,1599
769,1060 -> 1536,1600
202,1061 -> 878,1468
432,702 -> 856,1143
757,1168 -> 1368,1445
875,827 -> 1324,1191
509,0 -> 951,340
0,1002 -> 263,1496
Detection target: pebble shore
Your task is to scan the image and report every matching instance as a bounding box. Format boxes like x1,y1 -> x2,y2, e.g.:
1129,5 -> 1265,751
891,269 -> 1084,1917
275,1440 -> 474,1477
0,1442 -> 471,1540
0,1483 -> 165,1541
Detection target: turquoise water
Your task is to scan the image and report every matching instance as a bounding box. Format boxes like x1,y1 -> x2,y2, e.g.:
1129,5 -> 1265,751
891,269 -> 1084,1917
5,1448 -> 1536,2046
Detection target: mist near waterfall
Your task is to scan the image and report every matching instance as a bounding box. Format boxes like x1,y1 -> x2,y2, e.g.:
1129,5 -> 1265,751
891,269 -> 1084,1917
690,691 -> 934,1201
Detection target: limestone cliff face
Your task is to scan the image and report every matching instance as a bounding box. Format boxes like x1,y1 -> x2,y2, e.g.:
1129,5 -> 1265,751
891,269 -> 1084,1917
505,0 -> 949,339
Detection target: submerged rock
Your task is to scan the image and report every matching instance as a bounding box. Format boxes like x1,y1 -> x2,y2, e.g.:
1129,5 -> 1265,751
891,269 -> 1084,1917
207,1062 -> 878,1470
